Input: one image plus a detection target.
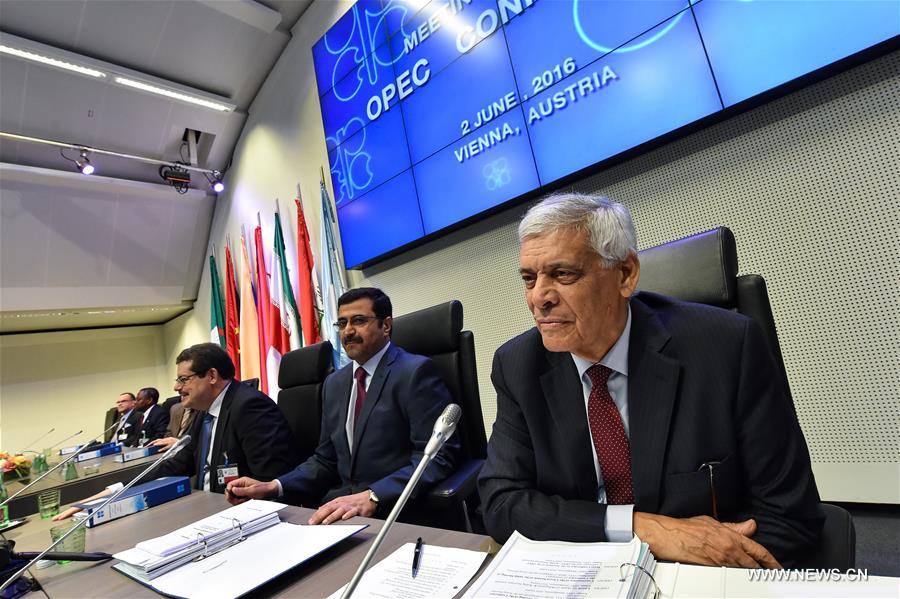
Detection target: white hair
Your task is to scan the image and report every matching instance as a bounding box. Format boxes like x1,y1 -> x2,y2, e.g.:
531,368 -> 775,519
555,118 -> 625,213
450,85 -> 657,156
518,193 -> 637,267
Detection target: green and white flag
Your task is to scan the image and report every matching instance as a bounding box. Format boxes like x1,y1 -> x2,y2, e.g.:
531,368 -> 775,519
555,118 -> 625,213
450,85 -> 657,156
209,254 -> 227,347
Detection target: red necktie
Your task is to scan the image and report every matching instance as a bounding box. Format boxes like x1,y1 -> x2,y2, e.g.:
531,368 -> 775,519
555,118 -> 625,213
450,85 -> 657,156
353,366 -> 367,430
587,364 -> 634,504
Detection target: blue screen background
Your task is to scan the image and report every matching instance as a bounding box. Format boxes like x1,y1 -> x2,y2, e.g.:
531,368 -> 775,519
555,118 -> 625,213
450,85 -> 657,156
313,0 -> 899,267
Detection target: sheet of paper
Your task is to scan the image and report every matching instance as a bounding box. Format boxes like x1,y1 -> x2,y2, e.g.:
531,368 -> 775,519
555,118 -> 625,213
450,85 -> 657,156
147,522 -> 366,599
463,531 -> 642,599
327,543 -> 488,599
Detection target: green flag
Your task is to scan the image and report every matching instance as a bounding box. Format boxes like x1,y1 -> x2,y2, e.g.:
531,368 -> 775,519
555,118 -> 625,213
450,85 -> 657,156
209,254 -> 226,347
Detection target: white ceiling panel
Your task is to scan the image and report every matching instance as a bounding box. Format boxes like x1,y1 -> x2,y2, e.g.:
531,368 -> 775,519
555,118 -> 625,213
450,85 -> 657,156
0,58 -> 28,133
0,1 -> 85,49
0,0 -> 311,331
17,64 -> 109,145
151,2 -> 258,97
0,164 -> 214,318
76,1 -> 173,69
0,179 -> 52,288
90,83 -> 173,158
45,184 -> 118,287
106,194 -> 173,287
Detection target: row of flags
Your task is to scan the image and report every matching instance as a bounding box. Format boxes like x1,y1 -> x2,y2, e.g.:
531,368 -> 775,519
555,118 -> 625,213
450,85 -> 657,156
209,178 -> 350,400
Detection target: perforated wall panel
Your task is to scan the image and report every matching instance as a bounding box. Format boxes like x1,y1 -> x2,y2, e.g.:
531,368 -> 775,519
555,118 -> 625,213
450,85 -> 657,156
355,51 -> 900,501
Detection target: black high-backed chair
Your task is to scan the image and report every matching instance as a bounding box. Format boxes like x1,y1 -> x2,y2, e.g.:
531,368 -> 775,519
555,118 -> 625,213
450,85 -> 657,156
277,341 -> 334,462
392,300 -> 486,532
637,226 -> 855,569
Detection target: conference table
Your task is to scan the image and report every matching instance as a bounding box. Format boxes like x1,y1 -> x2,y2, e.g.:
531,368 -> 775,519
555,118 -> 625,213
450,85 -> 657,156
5,452 -> 162,520
3,491 -> 497,598
5,453 -> 161,519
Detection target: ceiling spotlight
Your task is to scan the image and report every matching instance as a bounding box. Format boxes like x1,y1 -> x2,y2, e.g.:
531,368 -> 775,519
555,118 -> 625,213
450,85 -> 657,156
210,171 -> 225,193
75,150 -> 94,175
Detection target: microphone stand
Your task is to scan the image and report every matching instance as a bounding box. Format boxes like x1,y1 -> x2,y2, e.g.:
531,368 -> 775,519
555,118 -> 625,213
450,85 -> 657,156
14,428 -> 55,456
0,435 -> 191,594
0,424 -> 124,510
340,404 -> 461,599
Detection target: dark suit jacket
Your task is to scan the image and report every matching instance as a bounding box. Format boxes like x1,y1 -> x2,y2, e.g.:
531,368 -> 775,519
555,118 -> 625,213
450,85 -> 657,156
114,410 -> 142,447
279,343 -> 459,514
155,380 -> 301,493
138,404 -> 170,442
478,292 -> 823,566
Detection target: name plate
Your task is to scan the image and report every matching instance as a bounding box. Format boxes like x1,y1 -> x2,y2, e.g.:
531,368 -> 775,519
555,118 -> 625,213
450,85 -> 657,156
115,446 -> 160,463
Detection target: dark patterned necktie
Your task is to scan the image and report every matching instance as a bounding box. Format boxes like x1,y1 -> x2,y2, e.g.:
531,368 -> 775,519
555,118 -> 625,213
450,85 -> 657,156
586,364 -> 634,504
353,367 -> 367,431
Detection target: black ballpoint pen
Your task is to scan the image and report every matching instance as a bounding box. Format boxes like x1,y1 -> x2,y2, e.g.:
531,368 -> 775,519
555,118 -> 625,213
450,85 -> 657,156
412,537 -> 423,578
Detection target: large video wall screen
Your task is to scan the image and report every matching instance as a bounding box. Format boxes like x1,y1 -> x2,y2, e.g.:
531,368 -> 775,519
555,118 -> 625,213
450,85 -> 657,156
314,0 -> 898,267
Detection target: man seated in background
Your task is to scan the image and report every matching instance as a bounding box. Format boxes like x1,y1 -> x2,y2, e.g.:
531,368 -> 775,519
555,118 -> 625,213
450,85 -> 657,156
112,392 -> 140,446
478,193 -> 823,569
226,287 -> 459,525
146,396 -> 195,452
152,343 -> 301,492
135,387 -> 170,442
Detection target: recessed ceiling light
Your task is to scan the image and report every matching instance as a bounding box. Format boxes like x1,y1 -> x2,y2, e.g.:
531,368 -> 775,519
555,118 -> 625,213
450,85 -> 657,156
114,77 -> 232,112
0,44 -> 106,78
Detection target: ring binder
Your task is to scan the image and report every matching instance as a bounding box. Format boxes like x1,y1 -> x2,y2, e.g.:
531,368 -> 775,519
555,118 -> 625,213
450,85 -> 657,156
195,534 -> 211,561
619,562 -> 660,599
231,518 -> 244,542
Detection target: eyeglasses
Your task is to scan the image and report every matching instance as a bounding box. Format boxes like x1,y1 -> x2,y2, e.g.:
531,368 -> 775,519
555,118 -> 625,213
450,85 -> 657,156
333,315 -> 380,331
174,373 -> 202,386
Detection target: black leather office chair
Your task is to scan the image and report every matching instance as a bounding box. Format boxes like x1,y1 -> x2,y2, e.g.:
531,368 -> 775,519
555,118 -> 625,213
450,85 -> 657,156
392,300 -> 486,532
241,378 -> 260,391
277,342 -> 334,462
637,226 -> 856,569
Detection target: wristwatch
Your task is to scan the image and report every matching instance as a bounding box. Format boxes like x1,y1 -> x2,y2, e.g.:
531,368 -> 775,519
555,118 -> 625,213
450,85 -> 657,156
367,489 -> 380,505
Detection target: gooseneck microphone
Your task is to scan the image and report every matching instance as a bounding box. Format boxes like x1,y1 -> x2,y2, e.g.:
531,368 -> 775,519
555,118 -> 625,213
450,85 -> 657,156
0,427 -> 110,510
15,428 -> 55,455
340,404 -> 461,599
0,435 -> 192,594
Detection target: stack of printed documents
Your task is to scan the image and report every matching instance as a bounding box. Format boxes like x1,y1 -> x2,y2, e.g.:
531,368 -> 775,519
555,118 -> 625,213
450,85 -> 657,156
113,499 -> 285,581
463,531 -> 656,598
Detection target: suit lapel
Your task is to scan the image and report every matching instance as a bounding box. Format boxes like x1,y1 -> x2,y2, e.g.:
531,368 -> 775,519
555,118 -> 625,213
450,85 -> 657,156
351,344 -> 396,470
627,298 -> 680,514
540,351 -> 599,501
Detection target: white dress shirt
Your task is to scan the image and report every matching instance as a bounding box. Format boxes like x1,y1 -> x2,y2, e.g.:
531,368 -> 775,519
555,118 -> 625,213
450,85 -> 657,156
570,306 -> 634,542
345,341 -> 392,453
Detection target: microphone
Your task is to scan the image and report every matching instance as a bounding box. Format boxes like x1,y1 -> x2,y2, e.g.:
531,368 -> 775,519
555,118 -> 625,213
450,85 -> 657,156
423,403 -> 461,458
0,435 -> 192,593
340,404 -> 461,599
45,429 -> 84,452
0,425 -> 119,510
15,428 -> 55,454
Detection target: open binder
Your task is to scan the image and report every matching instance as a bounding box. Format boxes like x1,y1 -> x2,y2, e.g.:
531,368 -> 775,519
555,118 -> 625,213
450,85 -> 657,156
462,530 -> 658,598
112,500 -> 367,599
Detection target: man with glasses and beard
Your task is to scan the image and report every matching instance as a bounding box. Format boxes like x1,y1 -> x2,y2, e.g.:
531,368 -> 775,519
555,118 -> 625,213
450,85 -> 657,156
226,287 -> 459,525
154,343 -> 301,493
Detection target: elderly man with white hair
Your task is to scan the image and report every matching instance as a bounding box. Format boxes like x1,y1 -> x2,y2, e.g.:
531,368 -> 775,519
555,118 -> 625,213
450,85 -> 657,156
478,193 -> 823,569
